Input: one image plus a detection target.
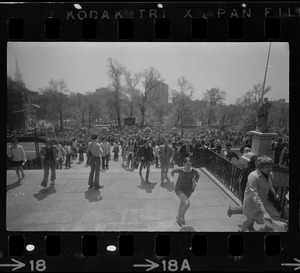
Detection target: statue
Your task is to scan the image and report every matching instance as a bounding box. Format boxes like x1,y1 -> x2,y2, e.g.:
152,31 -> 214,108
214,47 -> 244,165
255,97 -> 272,133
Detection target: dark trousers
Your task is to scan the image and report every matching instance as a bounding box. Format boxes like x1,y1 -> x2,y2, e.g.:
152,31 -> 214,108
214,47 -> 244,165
102,155 -> 110,169
41,160 -> 56,187
79,150 -> 84,161
155,156 -> 159,167
89,157 -> 100,187
56,158 -> 63,169
72,147 -> 77,159
281,154 -> 289,166
65,154 -> 71,168
274,152 -> 281,165
160,163 -> 169,180
139,161 -> 150,180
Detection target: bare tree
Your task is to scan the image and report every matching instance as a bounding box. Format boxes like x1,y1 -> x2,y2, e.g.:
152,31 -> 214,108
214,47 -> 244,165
86,92 -> 99,130
247,83 -> 271,106
138,67 -> 164,127
203,87 -> 226,106
173,77 -> 194,137
191,99 -> 207,125
39,79 -> 69,131
107,58 -> 126,128
124,71 -> 142,117
203,87 -> 226,126
68,92 -> 89,128
236,92 -> 253,115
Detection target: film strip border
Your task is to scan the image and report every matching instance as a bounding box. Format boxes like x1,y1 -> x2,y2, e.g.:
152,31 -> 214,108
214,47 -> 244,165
2,233 -> 293,271
1,2 -> 299,272
7,16 -> 281,40
2,2 -> 300,41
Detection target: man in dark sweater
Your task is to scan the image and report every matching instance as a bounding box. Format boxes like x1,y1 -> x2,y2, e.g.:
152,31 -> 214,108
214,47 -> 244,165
137,138 -> 154,183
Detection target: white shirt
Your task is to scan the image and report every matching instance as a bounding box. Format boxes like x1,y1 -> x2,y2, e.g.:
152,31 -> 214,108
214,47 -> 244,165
7,145 -> 26,161
100,142 -> 111,156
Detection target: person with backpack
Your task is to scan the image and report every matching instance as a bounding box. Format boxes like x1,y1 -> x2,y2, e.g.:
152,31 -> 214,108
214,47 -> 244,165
170,157 -> 200,227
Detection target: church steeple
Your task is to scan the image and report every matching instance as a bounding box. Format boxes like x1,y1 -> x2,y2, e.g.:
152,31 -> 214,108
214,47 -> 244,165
15,56 -> 25,87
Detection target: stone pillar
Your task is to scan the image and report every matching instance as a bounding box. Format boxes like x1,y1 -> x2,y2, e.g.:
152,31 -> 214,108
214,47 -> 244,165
240,131 -> 277,163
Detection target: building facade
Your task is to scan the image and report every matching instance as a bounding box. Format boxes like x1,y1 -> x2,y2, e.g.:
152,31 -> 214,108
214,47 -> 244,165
148,82 -> 169,105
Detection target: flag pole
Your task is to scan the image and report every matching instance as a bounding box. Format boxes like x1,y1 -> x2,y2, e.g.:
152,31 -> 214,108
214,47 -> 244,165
261,42 -> 272,100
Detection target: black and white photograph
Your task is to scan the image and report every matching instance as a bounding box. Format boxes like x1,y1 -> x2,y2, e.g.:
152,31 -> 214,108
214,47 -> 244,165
6,42 -> 289,232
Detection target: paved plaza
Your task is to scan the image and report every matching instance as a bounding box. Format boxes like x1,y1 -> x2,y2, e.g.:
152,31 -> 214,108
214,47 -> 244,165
6,154 -> 252,232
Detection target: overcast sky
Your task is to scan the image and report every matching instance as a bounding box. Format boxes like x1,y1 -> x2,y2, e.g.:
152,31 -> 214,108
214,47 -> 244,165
7,42 -> 289,104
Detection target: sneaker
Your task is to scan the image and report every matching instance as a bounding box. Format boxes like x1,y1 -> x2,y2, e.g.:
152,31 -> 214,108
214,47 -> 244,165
145,179 -> 150,184
84,164 -> 89,168
50,181 -> 55,186
94,185 -> 104,189
176,216 -> 184,227
227,205 -> 232,217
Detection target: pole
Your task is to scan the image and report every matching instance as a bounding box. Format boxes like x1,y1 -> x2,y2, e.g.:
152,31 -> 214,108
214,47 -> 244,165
261,42 -> 272,100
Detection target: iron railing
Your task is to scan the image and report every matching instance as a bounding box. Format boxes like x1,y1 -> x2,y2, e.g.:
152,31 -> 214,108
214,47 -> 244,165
195,148 -> 289,220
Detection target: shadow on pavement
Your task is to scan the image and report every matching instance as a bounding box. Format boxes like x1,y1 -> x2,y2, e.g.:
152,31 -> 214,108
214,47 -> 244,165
138,175 -> 157,193
85,189 -> 102,202
160,179 -> 175,192
121,165 -> 135,172
179,226 -> 195,232
33,185 -> 57,201
7,180 -> 23,192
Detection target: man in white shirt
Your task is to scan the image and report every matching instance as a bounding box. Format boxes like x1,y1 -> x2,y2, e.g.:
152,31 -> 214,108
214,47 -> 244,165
86,133 -> 104,189
100,137 -> 111,170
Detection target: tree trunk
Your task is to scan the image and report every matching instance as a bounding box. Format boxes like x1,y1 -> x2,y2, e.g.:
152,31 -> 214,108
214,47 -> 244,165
181,113 -> 184,139
114,88 -> 122,128
140,104 -> 145,127
129,103 -> 133,117
81,112 -> 85,128
116,106 -> 121,128
60,111 -> 63,131
88,107 -> 92,130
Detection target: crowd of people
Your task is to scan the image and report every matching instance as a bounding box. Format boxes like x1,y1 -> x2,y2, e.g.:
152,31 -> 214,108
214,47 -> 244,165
7,123 -> 289,231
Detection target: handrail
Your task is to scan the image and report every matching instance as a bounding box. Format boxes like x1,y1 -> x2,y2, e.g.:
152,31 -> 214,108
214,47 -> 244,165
196,149 -> 289,220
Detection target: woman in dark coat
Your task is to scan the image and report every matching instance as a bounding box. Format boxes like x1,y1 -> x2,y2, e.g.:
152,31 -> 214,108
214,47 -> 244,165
171,157 -> 200,227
